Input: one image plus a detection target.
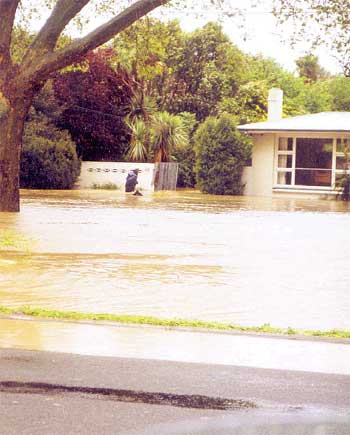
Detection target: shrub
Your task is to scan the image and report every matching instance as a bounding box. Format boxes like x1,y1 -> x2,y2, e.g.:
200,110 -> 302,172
21,115 -> 81,189
172,112 -> 197,188
174,146 -> 196,187
194,114 -> 251,195
336,174 -> 350,201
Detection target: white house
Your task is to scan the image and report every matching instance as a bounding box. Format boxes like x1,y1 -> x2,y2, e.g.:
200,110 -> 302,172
238,88 -> 350,198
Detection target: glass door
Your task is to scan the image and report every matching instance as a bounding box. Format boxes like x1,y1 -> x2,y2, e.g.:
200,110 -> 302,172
295,138 -> 333,187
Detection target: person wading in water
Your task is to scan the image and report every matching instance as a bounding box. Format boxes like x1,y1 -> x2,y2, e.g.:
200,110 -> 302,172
125,169 -> 143,195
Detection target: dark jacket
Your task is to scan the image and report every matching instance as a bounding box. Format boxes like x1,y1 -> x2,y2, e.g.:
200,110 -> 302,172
125,170 -> 138,192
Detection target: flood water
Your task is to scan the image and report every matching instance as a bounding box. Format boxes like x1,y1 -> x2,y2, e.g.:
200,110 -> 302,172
2,318 -> 350,375
1,189 -> 350,331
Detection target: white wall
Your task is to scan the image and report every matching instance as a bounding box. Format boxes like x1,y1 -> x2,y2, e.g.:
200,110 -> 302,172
243,134 -> 275,196
242,166 -> 254,195
76,162 -> 156,191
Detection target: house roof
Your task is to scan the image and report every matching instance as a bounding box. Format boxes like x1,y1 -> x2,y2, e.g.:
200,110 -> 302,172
237,112 -> 350,133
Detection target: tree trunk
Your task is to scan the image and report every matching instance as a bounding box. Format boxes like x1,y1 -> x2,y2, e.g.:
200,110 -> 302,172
0,90 -> 31,212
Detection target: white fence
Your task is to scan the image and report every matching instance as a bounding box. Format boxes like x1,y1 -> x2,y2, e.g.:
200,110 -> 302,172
76,161 -> 178,191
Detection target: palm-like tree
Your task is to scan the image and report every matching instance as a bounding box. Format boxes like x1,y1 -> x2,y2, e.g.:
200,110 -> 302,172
152,112 -> 188,162
126,118 -> 148,162
127,88 -> 157,162
128,111 -> 188,163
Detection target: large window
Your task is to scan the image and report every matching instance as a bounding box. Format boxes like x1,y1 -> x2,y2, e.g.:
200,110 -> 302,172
275,136 -> 350,189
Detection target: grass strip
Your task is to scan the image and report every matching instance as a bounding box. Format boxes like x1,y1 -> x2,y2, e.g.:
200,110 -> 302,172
0,230 -> 32,251
0,306 -> 349,340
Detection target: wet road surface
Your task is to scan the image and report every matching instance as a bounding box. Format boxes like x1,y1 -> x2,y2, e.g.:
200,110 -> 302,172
1,346 -> 349,435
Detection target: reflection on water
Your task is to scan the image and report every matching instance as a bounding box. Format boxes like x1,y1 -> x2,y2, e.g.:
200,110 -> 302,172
1,189 -> 350,330
1,318 -> 350,375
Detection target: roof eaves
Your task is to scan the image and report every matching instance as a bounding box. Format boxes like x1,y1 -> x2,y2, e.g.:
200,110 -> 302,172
238,127 -> 350,133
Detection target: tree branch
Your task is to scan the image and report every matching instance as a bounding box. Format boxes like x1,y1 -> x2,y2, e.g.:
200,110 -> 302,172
0,0 -> 20,70
24,0 -> 90,57
20,0 -> 168,84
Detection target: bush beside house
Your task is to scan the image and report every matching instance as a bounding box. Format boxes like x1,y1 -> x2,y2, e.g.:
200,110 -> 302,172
194,114 -> 251,195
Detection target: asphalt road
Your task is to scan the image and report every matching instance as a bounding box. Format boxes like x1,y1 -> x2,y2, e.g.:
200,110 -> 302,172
1,347 -> 350,434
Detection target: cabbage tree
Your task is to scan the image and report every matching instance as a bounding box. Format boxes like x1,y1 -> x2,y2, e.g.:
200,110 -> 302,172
152,111 -> 187,162
127,111 -> 188,162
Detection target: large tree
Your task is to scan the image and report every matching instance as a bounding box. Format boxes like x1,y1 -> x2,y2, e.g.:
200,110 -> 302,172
169,22 -> 246,121
0,0 -> 168,212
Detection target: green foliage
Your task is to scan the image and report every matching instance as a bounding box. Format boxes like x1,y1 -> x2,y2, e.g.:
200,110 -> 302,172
126,89 -> 156,162
127,90 -> 157,124
175,146 -> 196,187
244,55 -> 286,84
32,81 -> 64,123
172,112 -> 197,187
127,118 -> 149,162
337,175 -> 350,201
329,77 -> 350,111
302,80 -> 332,113
113,18 -> 184,84
296,53 -> 330,83
194,114 -> 251,195
244,55 -> 307,117
128,111 -> 189,163
218,81 -> 268,124
169,22 -> 246,121
10,26 -> 72,64
21,112 -> 81,189
241,52 -> 334,117
113,18 -> 185,118
152,111 -> 188,162
10,27 -> 35,63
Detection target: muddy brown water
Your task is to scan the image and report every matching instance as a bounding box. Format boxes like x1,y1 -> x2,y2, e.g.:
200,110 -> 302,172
1,189 -> 350,331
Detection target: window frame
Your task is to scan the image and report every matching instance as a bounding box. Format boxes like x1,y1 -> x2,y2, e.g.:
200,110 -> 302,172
274,134 -> 350,191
